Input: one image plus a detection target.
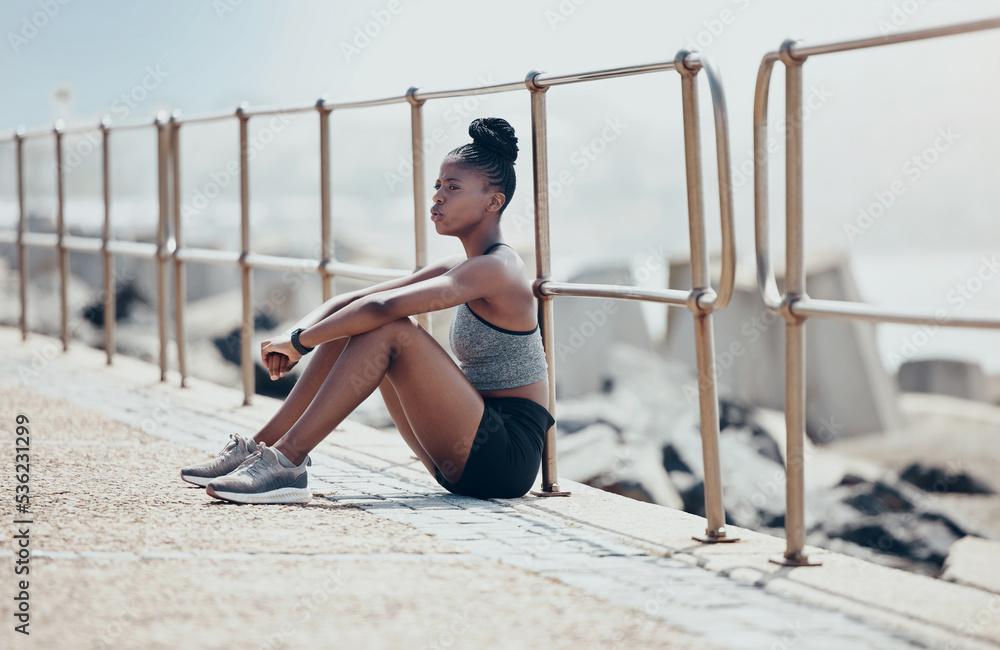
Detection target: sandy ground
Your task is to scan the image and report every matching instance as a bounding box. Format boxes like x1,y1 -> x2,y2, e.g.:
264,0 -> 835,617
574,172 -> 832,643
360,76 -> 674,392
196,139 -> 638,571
0,385 -> 718,650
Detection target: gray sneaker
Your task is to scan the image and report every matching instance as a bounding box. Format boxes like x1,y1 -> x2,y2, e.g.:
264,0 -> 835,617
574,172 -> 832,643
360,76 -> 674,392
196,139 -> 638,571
205,442 -> 312,504
180,434 -> 259,487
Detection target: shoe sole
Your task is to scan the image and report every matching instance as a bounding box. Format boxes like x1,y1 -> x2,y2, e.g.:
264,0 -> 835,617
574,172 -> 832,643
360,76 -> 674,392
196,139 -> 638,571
180,472 -> 213,487
205,485 -> 312,504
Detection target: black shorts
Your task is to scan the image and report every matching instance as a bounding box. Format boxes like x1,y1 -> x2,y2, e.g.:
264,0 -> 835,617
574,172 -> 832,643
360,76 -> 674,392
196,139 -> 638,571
434,396 -> 555,499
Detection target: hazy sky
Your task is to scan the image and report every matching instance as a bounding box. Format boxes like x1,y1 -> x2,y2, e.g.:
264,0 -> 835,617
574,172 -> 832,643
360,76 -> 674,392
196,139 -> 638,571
3,1 -> 1000,368
4,1 -> 999,253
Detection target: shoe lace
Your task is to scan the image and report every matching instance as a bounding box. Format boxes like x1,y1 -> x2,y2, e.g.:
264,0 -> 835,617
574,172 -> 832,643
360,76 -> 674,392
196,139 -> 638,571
217,433 -> 241,456
232,450 -> 263,475
241,443 -> 276,479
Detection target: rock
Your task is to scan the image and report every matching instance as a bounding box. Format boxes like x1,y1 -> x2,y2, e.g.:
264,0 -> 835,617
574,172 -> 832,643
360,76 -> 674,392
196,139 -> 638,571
551,266 -> 654,399
665,252 -> 901,440
595,480 -> 657,504
898,358 -> 992,403
718,428 -> 787,529
560,423 -> 684,510
553,397 -> 629,435
557,424 -> 623,482
820,511 -> 967,569
941,536 -> 1000,594
661,443 -> 692,474
807,476 -> 980,571
211,316 -> 280,367
81,280 -> 149,326
900,461 -> 994,495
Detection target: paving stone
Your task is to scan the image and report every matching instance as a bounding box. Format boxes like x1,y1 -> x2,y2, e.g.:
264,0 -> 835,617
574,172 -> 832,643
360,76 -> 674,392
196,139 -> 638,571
0,348 -> 942,650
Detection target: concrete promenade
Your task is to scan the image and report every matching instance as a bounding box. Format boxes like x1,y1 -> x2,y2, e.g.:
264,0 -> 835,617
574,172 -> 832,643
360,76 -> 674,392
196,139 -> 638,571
0,326 -> 998,649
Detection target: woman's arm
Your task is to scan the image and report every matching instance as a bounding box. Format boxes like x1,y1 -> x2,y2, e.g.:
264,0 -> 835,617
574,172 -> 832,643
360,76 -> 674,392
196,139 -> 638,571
287,253 -> 466,332
261,254 -> 503,375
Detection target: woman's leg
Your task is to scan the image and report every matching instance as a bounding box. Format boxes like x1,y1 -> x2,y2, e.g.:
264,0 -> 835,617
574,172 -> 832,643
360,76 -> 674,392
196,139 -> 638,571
271,317 -> 484,482
378,376 -> 436,474
253,338 -> 348,445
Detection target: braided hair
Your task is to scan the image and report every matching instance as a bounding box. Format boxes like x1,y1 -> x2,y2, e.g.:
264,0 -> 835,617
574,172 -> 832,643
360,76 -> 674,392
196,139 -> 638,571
443,117 -> 518,217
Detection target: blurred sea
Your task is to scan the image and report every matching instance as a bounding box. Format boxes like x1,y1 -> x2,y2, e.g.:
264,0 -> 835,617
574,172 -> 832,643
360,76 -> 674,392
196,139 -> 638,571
2,196 -> 996,375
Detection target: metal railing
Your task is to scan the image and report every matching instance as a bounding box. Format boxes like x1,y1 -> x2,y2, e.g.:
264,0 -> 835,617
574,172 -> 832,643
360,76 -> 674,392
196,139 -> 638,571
2,51 -> 738,542
754,17 -> 1000,566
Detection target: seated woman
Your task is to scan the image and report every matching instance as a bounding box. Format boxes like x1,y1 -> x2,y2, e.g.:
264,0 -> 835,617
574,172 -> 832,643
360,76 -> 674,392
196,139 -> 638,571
180,117 -> 554,504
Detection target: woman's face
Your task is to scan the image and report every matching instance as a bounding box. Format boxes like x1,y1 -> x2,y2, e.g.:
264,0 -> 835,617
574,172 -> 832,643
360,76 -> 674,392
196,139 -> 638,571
431,162 -> 501,236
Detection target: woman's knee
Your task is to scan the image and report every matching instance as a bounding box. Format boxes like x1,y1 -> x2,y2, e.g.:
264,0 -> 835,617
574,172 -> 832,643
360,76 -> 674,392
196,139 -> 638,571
352,317 -> 419,360
370,316 -> 419,348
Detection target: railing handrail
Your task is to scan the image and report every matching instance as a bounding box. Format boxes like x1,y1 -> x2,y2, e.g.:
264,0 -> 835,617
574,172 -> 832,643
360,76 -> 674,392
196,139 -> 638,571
753,16 -> 1000,567
2,50 -> 740,543
755,16 -> 1000,324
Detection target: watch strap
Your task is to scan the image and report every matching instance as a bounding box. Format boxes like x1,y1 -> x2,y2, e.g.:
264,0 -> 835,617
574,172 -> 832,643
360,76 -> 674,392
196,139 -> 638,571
290,328 -> 314,355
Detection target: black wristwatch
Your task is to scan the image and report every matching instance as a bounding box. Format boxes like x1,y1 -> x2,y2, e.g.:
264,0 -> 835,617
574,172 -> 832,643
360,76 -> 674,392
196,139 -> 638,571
290,328 -> 315,355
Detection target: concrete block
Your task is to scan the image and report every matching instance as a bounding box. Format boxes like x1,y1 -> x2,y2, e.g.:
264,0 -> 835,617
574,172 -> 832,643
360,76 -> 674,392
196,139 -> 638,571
898,358 -> 992,402
941,535 -> 1000,594
551,265 -> 653,398
665,252 -> 900,440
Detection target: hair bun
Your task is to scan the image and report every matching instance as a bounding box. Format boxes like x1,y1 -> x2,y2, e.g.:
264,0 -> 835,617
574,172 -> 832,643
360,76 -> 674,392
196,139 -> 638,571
469,117 -> 518,163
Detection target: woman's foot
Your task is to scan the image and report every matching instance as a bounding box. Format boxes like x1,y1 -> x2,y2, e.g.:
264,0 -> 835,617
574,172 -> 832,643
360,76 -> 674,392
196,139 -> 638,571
205,442 -> 312,504
180,433 -> 259,487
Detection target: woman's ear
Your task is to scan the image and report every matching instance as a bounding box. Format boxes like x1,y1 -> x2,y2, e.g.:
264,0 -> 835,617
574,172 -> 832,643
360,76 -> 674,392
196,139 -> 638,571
487,192 -> 506,213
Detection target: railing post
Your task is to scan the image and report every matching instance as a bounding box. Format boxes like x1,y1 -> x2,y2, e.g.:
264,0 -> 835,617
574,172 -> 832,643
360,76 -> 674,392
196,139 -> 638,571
15,127 -> 27,341
170,112 -> 187,387
406,87 -> 430,332
54,120 -> 69,351
675,51 -> 737,544
772,40 -> 819,567
526,71 -> 570,497
317,99 -> 335,303
100,117 -> 114,365
237,104 -> 254,406
155,114 -> 170,381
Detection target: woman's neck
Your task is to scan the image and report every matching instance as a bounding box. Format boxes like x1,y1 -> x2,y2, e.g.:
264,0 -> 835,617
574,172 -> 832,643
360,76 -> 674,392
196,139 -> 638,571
459,226 -> 504,258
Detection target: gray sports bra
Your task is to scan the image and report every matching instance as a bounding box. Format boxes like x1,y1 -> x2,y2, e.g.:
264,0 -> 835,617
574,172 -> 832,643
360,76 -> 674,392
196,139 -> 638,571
448,243 -> 549,391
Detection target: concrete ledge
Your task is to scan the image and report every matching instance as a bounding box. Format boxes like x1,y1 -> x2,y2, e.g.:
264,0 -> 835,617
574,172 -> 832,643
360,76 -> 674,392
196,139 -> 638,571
3,326 -> 999,649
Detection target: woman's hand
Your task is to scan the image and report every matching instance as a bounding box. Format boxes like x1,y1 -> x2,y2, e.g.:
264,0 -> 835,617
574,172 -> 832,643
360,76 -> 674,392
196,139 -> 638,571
260,333 -> 302,380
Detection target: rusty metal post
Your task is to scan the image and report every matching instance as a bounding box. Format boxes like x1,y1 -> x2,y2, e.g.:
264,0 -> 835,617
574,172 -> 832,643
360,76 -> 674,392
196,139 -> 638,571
54,121 -> 69,350
100,118 -> 114,364
676,51 -> 737,543
15,128 -> 27,341
526,71 -> 569,497
237,104 -> 254,405
406,88 -> 430,332
170,113 -> 187,386
317,99 -> 335,303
